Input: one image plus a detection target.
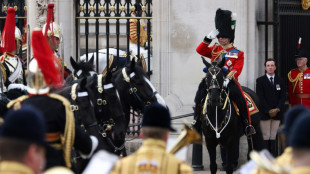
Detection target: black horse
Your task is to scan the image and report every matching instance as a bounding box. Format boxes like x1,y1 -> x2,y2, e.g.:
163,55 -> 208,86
57,74 -> 126,172
65,56 -> 96,85
111,59 -> 166,135
85,72 -> 127,154
194,60 -> 264,174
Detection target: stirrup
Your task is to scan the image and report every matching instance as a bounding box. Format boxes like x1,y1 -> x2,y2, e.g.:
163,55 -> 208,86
245,125 -> 256,137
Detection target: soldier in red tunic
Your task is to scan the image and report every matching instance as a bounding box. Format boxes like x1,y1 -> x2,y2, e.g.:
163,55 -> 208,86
288,38 -> 310,108
196,8 -> 255,136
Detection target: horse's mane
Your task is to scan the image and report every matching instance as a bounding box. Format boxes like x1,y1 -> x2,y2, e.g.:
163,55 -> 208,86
76,60 -> 95,73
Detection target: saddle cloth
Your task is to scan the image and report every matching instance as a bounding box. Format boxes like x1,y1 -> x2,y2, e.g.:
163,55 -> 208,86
232,92 -> 259,116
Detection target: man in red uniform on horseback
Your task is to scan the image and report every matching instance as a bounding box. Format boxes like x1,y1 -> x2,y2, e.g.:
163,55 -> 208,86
196,8 -> 255,136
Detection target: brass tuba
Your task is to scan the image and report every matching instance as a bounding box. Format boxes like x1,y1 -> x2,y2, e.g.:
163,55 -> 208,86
168,120 -> 202,154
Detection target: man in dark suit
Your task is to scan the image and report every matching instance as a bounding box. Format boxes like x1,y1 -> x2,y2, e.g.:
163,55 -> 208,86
256,58 -> 286,156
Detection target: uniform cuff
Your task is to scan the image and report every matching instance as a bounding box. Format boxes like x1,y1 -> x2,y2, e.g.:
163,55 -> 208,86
203,36 -> 212,44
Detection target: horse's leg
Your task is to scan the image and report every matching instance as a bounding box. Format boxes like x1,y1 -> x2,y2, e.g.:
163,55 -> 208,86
206,140 -> 218,174
223,138 -> 235,174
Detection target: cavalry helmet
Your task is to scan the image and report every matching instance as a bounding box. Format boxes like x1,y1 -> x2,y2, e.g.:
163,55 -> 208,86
27,29 -> 63,95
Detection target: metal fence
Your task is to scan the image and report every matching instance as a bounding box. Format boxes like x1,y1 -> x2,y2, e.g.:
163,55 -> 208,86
76,0 -> 152,137
75,0 -> 152,73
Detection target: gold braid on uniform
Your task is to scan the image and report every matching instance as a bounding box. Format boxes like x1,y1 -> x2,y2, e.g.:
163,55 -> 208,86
102,55 -> 114,75
0,63 -> 7,83
211,43 -> 225,62
49,93 -> 75,169
7,95 -> 29,110
288,71 -> 303,94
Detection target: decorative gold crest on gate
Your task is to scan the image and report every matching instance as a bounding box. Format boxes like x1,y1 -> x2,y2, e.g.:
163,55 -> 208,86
302,0 -> 310,10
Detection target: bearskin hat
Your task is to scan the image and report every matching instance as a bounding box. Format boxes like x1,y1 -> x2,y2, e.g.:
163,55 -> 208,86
294,37 -> 308,59
215,8 -> 237,43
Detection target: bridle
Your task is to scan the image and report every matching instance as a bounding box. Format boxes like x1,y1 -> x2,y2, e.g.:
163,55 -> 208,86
202,65 -> 232,139
70,83 -> 98,130
93,74 -> 125,153
122,67 -> 158,109
72,69 -> 95,81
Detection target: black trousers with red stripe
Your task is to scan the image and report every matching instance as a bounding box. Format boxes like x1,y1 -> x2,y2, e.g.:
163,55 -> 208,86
227,80 -> 251,126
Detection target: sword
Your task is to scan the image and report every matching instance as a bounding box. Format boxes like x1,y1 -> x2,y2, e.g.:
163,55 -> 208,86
59,23 -> 65,78
26,24 -> 31,70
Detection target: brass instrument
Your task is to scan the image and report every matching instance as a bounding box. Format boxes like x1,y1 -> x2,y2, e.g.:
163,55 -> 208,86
43,166 -> 74,174
250,150 -> 290,174
168,120 -> 202,154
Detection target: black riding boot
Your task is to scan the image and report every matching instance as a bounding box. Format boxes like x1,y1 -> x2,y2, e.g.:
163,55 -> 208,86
227,81 -> 256,137
264,140 -> 270,150
269,140 -> 277,157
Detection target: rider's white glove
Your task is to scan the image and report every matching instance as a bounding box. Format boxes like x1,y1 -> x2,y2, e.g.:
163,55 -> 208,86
223,78 -> 230,88
207,29 -> 219,40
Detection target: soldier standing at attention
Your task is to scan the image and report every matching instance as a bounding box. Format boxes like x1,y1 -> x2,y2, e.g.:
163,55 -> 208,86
288,38 -> 310,108
109,103 -> 193,174
256,58 -> 286,156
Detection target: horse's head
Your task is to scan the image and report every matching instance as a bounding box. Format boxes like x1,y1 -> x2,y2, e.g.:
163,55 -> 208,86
112,59 -> 166,111
202,58 -> 225,107
66,56 -> 96,84
86,72 -> 127,153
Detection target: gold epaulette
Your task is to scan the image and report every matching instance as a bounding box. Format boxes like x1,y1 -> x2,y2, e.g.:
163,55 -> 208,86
288,69 -> 302,94
48,93 -> 75,169
7,95 -> 29,110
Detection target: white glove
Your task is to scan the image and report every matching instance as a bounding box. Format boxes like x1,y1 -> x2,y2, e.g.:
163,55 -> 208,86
207,29 -> 219,40
223,78 -> 230,88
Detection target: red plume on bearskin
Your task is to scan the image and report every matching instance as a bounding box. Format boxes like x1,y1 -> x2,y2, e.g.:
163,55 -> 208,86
31,30 -> 62,87
298,37 -> 302,49
1,7 -> 16,53
44,3 -> 54,36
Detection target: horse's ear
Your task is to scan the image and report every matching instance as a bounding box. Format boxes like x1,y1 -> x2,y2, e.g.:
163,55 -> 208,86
106,70 -> 112,83
201,56 -> 211,68
89,54 -> 94,65
70,56 -> 79,70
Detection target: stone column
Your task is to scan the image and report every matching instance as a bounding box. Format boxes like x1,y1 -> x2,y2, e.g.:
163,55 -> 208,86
55,0 -> 76,68
27,0 -> 47,34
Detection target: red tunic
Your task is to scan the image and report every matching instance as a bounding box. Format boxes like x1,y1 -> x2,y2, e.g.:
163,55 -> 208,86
288,67 -> 310,108
196,41 -> 244,80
